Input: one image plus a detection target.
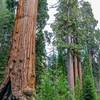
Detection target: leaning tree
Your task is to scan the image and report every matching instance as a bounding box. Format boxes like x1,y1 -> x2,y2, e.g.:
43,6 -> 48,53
0,0 -> 38,99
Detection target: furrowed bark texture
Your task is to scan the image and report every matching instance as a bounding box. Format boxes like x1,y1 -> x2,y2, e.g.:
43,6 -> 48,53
67,36 -> 82,95
0,0 -> 38,99
68,55 -> 82,89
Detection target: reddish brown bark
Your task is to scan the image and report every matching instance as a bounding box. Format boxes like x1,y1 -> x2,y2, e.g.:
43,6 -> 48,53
67,36 -> 75,92
68,54 -> 75,91
67,49 -> 82,96
68,54 -> 82,100
0,0 -> 38,99
74,56 -> 78,83
77,57 -> 82,86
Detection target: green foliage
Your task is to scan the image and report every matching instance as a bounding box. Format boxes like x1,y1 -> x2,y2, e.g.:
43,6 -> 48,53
0,0 -> 99,99
6,0 -> 16,12
0,0 -> 15,84
79,1 -> 97,48
74,79 -> 82,100
36,0 -> 48,95
37,0 -> 48,30
82,75 -> 97,100
52,0 -> 98,100
52,0 -> 82,58
36,68 -> 71,100
36,0 -> 48,77
82,54 -> 97,100
79,1 -> 100,80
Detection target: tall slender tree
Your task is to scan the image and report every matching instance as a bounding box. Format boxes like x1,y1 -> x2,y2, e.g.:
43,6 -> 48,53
36,0 -> 48,85
52,0 -> 82,95
79,1 -> 98,99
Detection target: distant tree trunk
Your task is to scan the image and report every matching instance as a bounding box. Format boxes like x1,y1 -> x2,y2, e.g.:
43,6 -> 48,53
74,56 -> 78,83
77,57 -> 82,86
68,53 -> 75,91
96,53 -> 100,93
67,36 -> 75,92
67,36 -> 82,98
0,0 -> 38,99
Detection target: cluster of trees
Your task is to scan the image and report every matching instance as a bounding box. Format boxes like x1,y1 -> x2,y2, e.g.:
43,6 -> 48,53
51,0 -> 100,99
0,0 -> 100,100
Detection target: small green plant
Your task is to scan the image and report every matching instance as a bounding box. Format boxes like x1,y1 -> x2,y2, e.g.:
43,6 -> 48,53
75,79 -> 82,100
36,68 -> 71,100
82,54 -> 97,100
82,75 -> 97,100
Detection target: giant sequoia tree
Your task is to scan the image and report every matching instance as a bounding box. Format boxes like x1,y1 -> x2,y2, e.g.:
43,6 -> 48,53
79,1 -> 97,99
52,0 -> 82,93
0,0 -> 38,99
0,0 -> 99,100
52,0 -> 98,99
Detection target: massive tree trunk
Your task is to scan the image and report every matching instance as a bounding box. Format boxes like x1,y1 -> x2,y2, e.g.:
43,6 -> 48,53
0,0 -> 38,99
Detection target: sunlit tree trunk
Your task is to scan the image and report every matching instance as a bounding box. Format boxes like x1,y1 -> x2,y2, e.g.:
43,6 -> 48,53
0,0 -> 38,99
